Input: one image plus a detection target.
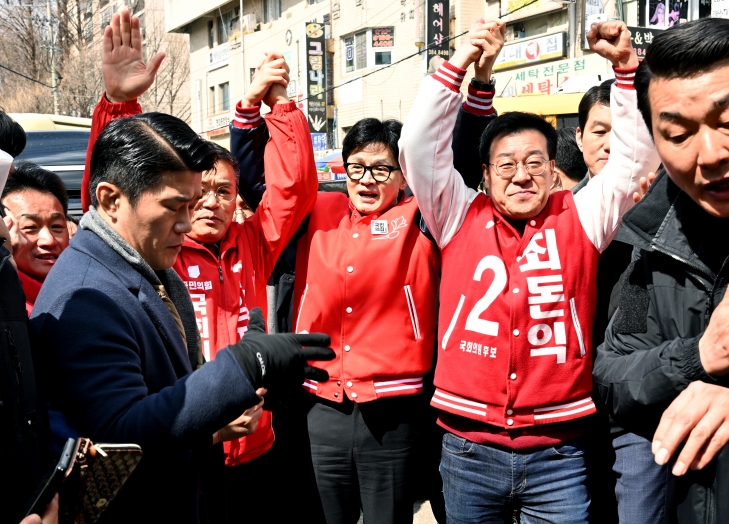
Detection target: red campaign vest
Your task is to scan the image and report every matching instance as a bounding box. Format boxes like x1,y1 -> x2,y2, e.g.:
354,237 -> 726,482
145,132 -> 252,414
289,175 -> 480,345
173,224 -> 274,466
433,191 -> 599,428
294,193 -> 440,403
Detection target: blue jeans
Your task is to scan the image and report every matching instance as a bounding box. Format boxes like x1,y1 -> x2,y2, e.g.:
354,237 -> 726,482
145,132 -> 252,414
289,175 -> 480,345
440,432 -> 591,523
613,432 -> 674,524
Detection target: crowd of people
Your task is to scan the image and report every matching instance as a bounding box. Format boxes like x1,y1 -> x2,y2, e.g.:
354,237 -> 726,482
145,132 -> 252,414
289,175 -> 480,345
1,7 -> 728,524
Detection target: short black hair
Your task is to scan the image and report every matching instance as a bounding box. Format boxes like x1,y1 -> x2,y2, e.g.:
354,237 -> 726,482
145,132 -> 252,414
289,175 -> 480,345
478,112 -> 558,166
89,113 -> 219,207
555,128 -> 587,183
342,118 -> 403,163
209,143 -> 240,183
0,111 -> 27,158
578,84 -> 611,131
1,161 -> 68,215
635,18 -> 729,135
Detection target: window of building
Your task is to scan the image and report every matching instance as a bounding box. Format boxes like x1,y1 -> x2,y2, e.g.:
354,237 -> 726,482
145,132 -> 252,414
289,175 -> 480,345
219,82 -> 230,112
138,12 -> 145,38
344,37 -> 355,72
355,31 -> 367,70
84,19 -> 93,42
208,20 -> 215,48
101,6 -> 113,29
264,0 -> 281,24
310,0 -> 325,4
216,7 -> 239,43
375,51 -> 391,65
209,86 -> 216,114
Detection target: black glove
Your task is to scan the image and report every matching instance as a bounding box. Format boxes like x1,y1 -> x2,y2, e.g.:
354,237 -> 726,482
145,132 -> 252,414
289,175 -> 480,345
229,308 -> 334,391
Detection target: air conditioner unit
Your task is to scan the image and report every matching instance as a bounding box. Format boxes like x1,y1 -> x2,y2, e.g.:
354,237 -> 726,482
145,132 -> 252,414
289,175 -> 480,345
242,13 -> 258,34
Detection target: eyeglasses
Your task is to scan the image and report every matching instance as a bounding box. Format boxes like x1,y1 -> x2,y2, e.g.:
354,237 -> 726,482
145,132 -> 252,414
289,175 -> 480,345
343,163 -> 402,183
489,156 -> 549,179
197,186 -> 236,204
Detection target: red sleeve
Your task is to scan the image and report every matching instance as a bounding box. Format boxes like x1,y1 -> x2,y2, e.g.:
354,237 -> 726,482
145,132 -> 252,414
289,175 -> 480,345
82,93 -> 142,212
242,101 -> 318,287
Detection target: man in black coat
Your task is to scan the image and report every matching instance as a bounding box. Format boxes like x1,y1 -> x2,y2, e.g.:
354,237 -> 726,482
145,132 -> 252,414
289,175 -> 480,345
594,18 -> 729,523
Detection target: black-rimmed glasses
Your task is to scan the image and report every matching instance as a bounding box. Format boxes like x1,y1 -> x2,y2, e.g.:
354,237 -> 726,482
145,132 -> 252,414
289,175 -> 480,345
344,163 -> 402,183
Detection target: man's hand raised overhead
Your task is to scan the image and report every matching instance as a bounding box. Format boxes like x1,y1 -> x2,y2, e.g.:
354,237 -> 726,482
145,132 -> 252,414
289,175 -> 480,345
103,8 -> 165,103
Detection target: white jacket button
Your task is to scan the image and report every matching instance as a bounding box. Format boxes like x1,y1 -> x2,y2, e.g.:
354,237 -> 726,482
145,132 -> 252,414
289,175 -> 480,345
513,329 -> 520,336
353,233 -> 359,238
530,220 -> 536,226
346,381 -> 353,387
507,419 -> 514,426
351,392 -> 358,399
346,307 -> 353,313
347,266 -> 354,273
344,345 -> 351,352
507,409 -> 513,415
510,373 -> 517,380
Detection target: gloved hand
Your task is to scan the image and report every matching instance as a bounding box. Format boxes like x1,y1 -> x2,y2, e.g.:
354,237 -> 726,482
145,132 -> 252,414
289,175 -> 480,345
230,308 -> 334,391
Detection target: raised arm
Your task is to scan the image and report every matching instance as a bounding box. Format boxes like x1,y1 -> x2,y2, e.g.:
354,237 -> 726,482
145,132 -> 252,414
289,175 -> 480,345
230,106 -> 269,212
573,21 -> 661,252
81,8 -> 161,211
400,20 -> 503,247
240,54 -> 318,285
453,80 -> 496,190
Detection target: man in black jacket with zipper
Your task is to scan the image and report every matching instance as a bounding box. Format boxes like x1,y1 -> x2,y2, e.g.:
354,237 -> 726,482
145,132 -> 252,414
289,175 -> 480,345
594,18 -> 729,523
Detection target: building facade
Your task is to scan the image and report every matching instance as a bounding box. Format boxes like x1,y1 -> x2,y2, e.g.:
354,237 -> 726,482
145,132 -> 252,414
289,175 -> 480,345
164,0 -> 719,152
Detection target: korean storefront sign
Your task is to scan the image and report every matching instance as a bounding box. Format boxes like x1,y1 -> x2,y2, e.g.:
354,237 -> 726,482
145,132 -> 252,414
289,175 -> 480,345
627,26 -> 664,59
494,53 -> 612,98
712,0 -> 729,17
306,21 -> 328,150
493,32 -> 567,72
426,0 -> 450,59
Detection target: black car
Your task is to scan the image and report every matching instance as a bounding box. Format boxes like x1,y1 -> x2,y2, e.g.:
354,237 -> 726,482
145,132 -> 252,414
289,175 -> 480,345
15,130 -> 89,218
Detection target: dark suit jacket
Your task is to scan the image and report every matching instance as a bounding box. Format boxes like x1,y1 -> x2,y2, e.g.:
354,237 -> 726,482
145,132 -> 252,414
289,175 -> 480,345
30,227 -> 258,524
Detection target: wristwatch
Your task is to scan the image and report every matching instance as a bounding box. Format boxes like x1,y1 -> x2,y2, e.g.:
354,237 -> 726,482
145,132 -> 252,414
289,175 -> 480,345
470,77 -> 496,91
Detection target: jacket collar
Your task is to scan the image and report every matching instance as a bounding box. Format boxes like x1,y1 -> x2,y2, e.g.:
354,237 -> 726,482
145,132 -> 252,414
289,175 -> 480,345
617,171 -> 716,279
182,223 -> 241,261
71,227 -> 193,376
17,269 -> 42,309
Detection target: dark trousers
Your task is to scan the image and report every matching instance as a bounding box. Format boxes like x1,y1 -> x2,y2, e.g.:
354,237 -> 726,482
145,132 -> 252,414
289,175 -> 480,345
224,399 -> 326,524
307,395 -> 425,524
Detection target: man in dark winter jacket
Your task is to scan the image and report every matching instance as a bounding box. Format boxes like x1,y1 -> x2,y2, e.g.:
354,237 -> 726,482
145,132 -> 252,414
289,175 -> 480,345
594,17 -> 729,523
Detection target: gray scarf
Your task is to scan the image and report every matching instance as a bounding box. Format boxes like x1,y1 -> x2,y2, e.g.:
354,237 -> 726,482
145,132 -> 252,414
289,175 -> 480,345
80,207 -> 202,371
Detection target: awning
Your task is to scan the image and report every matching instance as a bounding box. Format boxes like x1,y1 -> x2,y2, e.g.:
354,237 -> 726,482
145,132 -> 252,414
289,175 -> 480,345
493,92 -> 584,116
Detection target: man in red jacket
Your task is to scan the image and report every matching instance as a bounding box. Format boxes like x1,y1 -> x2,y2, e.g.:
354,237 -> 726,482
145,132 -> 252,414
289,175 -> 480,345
400,20 -> 660,522
81,10 -> 318,522
2,163 -> 70,314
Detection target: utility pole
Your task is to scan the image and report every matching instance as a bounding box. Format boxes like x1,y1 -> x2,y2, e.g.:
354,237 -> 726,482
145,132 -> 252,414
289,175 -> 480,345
47,0 -> 60,115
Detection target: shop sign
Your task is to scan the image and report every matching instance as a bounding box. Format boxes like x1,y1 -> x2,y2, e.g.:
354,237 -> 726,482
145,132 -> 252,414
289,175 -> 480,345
306,21 -> 328,146
426,0 -> 450,59
494,32 -> 567,71
208,42 -> 229,71
627,26 -> 665,59
372,27 -> 394,47
495,53 -> 612,97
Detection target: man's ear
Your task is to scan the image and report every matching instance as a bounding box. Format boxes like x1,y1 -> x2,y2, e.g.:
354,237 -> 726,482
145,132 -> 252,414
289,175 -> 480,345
575,128 -> 584,152
96,182 -> 124,220
398,171 -> 408,191
482,164 -> 491,194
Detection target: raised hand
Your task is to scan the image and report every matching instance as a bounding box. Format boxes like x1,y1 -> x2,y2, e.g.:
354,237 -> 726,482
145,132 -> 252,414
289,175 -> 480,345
653,381 -> 729,476
241,52 -> 290,108
449,20 -> 505,81
102,8 -> 165,103
633,171 -> 657,203
586,21 -> 639,69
